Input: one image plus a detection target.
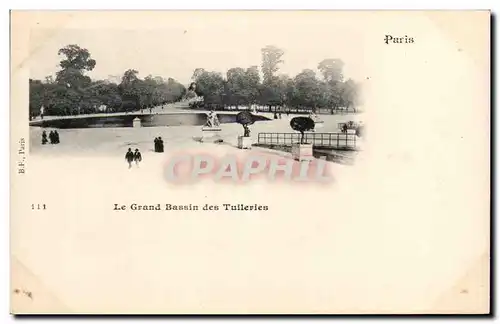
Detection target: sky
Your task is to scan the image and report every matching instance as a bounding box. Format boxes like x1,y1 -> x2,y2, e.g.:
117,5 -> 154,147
27,11 -> 368,86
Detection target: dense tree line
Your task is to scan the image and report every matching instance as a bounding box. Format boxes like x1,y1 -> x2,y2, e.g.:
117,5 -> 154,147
29,44 -> 186,117
189,45 -> 362,113
29,44 -> 362,117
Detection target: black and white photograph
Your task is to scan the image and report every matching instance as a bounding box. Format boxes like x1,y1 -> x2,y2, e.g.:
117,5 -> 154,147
27,23 -> 365,169
10,10 -> 490,315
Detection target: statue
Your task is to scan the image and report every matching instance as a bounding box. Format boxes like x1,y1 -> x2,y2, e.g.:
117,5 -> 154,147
200,109 -> 221,142
185,82 -> 199,101
205,110 -> 220,128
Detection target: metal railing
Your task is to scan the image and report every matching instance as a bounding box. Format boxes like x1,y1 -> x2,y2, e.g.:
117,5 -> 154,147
257,132 -> 357,149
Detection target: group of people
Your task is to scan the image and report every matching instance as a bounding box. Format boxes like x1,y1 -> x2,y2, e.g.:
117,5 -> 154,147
125,148 -> 142,168
125,137 -> 165,169
41,130 -> 60,145
154,137 -> 164,153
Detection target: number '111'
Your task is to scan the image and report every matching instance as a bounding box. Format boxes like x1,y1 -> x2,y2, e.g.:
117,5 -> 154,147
31,204 -> 46,210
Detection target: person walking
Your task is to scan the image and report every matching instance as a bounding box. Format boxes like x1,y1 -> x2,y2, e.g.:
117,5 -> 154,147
158,137 -> 164,152
125,148 -> 134,169
54,130 -> 60,144
49,131 -> 55,144
154,137 -> 159,152
133,149 -> 142,167
41,130 -> 48,145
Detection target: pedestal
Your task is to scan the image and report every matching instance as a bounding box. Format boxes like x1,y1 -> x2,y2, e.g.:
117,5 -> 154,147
201,127 -> 222,142
291,143 -> 314,161
133,117 -> 141,128
238,136 -> 253,149
347,128 -> 356,134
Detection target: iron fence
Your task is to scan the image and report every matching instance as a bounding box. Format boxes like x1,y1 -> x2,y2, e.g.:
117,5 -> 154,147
257,132 -> 357,149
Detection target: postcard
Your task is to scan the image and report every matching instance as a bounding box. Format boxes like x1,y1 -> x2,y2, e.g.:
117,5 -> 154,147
10,10 -> 490,314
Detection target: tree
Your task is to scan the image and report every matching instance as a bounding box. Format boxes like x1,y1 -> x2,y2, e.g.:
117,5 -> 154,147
183,50 -> 360,115
191,68 -> 205,81
276,74 -> 292,107
245,66 -> 260,105
341,79 -> 360,112
325,81 -> 343,113
260,46 -> 285,110
236,111 -> 255,137
120,69 -> 139,85
293,69 -> 322,111
166,78 -> 186,102
226,67 -> 247,107
283,77 -> 297,109
51,45 -> 98,115
119,69 -> 142,111
29,79 -> 45,118
317,59 -> 344,83
29,44 -> 360,118
58,44 -> 96,72
55,46 -> 95,90
261,45 -> 284,83
29,44 -> 188,116
290,116 -> 315,144
194,71 -> 225,107
317,58 -> 347,113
